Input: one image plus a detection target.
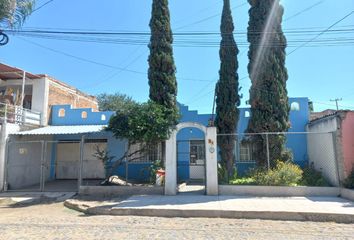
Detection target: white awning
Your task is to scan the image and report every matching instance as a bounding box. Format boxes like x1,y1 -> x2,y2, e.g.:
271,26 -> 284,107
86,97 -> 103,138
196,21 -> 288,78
11,125 -> 107,135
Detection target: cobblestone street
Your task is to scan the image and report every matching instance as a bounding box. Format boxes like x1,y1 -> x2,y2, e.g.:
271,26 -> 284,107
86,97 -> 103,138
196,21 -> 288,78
0,202 -> 353,240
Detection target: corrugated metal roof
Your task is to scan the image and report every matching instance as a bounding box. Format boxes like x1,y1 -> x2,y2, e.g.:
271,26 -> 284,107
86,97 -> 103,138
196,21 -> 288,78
11,125 -> 107,135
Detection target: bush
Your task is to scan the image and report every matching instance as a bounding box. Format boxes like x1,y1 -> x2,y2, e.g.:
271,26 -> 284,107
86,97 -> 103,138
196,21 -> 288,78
251,161 -> 303,186
300,164 -> 330,186
230,177 -> 257,185
343,169 -> 354,189
218,163 -> 237,184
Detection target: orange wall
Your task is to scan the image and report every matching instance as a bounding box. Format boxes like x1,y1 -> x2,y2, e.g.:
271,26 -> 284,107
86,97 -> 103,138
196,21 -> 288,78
341,112 -> 354,177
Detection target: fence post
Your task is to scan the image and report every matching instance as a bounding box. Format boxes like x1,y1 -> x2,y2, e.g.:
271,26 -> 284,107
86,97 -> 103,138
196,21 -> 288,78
125,158 -> 128,185
78,135 -> 85,191
125,141 -> 129,185
4,104 -> 7,122
3,139 -> 10,191
266,133 -> 270,170
40,140 -> 45,192
331,131 -> 342,186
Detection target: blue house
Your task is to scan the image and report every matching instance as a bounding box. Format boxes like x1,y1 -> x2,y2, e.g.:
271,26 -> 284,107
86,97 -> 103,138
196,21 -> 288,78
4,96 -> 310,193
8,97 -> 308,189
176,97 -> 309,181
48,97 -> 310,183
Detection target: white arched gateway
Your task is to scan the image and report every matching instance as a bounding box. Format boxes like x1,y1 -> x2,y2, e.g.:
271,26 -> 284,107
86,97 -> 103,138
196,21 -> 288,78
164,122 -> 218,195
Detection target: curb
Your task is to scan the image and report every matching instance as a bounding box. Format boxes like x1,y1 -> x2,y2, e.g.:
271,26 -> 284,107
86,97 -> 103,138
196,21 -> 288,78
64,200 -> 90,214
64,199 -> 354,223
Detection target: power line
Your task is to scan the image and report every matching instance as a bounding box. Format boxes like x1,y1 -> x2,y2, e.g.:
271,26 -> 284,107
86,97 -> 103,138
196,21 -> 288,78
284,0 -> 325,22
287,11 -> 354,55
174,1 -> 248,31
173,0 -> 224,26
7,27 -> 354,36
19,24 -> 354,33
17,36 -> 216,83
32,0 -> 55,13
183,12 -> 354,104
9,31 -> 354,48
312,101 -> 354,110
81,49 -> 148,89
330,98 -> 343,110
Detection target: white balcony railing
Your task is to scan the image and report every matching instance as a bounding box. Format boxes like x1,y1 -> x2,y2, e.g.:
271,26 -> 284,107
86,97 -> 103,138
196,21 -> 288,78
0,102 -> 41,126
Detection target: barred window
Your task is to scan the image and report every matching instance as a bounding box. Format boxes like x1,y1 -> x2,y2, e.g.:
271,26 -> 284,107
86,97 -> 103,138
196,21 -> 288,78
240,143 -> 251,162
128,143 -> 162,164
236,141 -> 254,163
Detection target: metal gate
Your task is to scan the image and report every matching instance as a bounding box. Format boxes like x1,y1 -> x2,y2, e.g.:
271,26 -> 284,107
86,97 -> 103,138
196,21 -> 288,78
4,139 -> 107,192
177,140 -> 206,183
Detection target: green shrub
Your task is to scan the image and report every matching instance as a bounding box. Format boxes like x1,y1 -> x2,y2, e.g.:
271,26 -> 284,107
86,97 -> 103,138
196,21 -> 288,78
230,177 -> 257,185
251,161 -> 303,186
343,168 -> 354,189
300,164 -> 330,186
218,163 -> 237,184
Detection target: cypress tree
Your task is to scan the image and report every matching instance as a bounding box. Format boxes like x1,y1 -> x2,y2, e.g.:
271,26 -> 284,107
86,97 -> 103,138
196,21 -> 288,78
246,0 -> 290,166
148,0 -> 177,113
215,0 -> 241,178
148,0 -> 178,165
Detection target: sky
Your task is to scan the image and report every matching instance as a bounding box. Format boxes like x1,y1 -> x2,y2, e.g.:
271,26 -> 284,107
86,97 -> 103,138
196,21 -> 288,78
1,0 -> 354,113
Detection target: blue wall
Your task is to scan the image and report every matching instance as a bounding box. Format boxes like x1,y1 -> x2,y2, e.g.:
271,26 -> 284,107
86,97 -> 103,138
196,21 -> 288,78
178,97 -> 310,175
51,105 -> 115,126
50,98 -> 310,182
50,105 -> 155,182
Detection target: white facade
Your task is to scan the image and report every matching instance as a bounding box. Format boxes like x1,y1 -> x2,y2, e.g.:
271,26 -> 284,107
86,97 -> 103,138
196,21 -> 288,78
307,116 -> 342,186
165,122 -> 218,196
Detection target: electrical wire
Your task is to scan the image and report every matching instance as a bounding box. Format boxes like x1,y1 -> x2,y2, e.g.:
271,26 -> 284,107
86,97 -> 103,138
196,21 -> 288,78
32,0 -> 55,14
284,0 -> 326,22
17,36 -> 216,83
287,11 -> 354,55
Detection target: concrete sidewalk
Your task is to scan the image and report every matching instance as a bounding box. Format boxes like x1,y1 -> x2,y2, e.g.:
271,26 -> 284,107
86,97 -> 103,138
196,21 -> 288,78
0,192 -> 76,206
65,195 -> 354,223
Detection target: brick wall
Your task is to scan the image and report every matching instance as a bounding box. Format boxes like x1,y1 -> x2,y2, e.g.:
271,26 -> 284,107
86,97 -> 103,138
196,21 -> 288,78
47,79 -> 98,122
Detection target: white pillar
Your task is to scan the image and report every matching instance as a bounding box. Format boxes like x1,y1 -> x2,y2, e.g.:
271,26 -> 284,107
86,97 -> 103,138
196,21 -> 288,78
20,71 -> 26,108
32,77 -> 49,126
164,131 -> 177,195
0,122 -> 7,191
205,127 -> 218,195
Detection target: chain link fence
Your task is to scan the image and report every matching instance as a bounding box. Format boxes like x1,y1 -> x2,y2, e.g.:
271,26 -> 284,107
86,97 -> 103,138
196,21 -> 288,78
217,132 -> 340,186
5,140 -> 82,192
5,139 -> 165,192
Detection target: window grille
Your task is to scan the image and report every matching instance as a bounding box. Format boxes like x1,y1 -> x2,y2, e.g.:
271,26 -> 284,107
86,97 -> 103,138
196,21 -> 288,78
128,143 -> 162,164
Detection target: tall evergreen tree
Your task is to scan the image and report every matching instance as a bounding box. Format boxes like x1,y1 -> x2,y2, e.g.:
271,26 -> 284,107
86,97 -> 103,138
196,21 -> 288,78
148,0 -> 178,164
247,0 -> 290,166
215,0 -> 240,178
148,0 -> 177,114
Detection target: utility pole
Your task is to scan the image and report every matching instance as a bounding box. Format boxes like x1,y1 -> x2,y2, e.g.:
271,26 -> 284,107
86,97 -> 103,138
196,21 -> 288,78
330,98 -> 342,111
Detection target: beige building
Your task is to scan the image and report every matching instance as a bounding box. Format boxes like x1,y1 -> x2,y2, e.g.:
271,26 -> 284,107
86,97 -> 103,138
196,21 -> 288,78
0,62 -> 99,191
0,63 -> 98,126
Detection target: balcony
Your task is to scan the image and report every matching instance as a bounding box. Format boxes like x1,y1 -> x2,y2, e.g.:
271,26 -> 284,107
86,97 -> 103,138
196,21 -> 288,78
0,101 -> 41,126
